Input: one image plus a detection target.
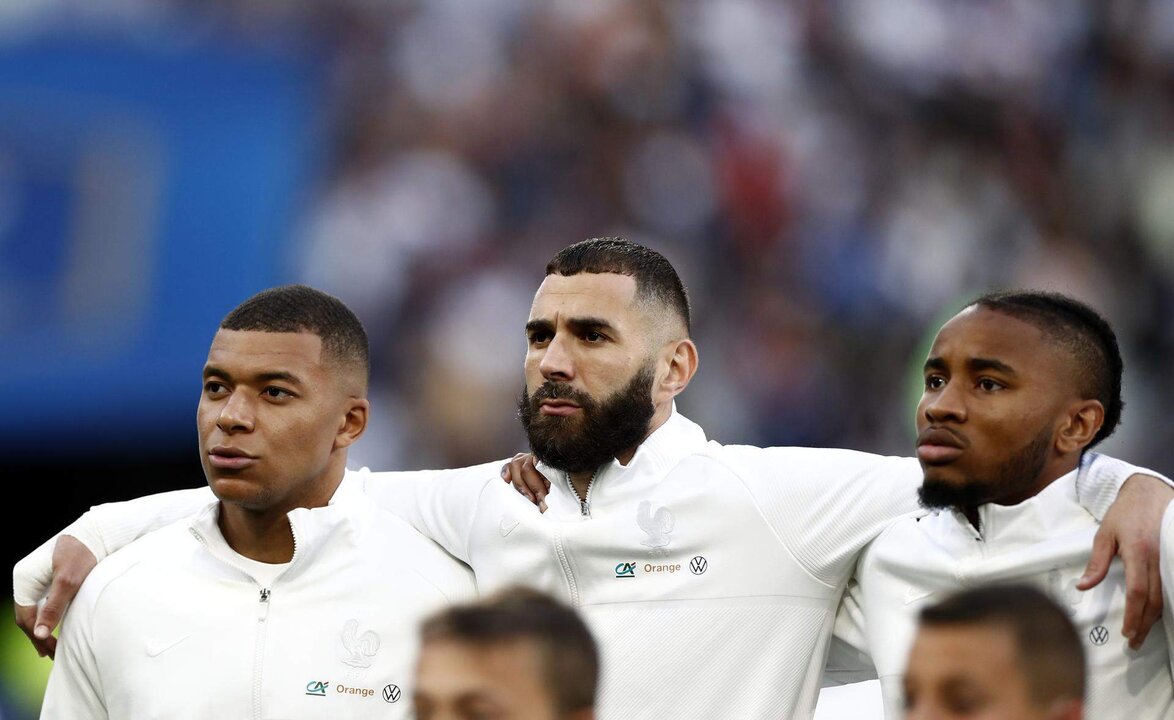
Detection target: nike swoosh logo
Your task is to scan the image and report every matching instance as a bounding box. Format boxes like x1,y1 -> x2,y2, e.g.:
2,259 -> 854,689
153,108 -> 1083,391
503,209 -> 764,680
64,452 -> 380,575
146,634 -> 191,657
499,516 -> 520,537
904,587 -> 934,605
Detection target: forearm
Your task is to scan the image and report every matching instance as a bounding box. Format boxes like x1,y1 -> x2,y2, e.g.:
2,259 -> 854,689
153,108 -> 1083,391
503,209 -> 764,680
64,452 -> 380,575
1077,453 -> 1171,521
13,487 -> 212,606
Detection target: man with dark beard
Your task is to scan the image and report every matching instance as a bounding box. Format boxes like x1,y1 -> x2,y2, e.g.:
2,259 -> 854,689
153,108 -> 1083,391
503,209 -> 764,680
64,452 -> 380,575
13,245 -> 1171,719
831,291 -> 1174,719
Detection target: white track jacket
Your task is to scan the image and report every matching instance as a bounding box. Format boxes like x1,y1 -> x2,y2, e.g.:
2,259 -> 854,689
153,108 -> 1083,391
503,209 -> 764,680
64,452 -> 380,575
40,475 -> 475,720
834,465 -> 1174,719
26,411 -> 1141,719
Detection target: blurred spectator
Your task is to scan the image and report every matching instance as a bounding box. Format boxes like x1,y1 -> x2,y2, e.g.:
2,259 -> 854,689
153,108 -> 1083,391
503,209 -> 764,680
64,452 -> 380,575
903,584 -> 1085,720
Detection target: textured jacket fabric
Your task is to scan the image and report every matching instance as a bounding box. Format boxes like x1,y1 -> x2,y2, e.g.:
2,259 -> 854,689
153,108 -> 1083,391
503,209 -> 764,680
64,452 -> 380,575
359,412 -> 926,718
41,475 -> 475,720
838,465 -> 1174,719
35,411 -> 1145,719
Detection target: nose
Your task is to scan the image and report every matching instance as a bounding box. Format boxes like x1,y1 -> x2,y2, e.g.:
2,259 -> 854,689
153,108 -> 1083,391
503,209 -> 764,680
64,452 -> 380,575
921,380 -> 966,425
216,391 -> 255,434
538,332 -> 575,382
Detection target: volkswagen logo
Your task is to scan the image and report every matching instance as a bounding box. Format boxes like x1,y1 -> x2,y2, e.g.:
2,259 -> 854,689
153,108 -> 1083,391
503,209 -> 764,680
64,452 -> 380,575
689,556 -> 708,575
1088,625 -> 1109,646
383,684 -> 401,703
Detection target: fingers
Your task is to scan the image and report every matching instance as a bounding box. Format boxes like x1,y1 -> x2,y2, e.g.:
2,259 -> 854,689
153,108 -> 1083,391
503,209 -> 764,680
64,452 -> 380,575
14,603 -> 54,658
30,535 -> 99,659
1134,550 -> 1164,649
1076,527 -> 1115,590
519,456 -> 550,503
500,454 -> 549,507
1117,533 -> 1160,648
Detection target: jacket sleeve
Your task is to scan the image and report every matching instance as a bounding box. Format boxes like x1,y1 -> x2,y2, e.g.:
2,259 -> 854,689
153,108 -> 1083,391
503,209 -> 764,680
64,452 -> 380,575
722,446 -> 924,587
1076,452 -> 1171,522
39,589 -> 107,719
13,488 -> 213,607
354,460 -> 508,564
824,577 -> 878,685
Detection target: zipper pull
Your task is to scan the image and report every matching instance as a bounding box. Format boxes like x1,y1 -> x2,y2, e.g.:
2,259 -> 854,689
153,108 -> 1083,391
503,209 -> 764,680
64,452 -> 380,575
580,499 -> 590,517
259,588 -> 270,603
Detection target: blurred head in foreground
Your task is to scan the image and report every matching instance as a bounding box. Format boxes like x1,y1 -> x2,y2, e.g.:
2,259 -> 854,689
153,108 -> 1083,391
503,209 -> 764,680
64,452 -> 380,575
904,584 -> 1084,720
414,587 -> 598,720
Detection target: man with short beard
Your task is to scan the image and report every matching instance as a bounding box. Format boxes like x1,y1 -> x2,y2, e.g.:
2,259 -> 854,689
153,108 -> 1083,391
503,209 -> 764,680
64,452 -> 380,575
832,291 -> 1174,719
13,243 -> 1171,719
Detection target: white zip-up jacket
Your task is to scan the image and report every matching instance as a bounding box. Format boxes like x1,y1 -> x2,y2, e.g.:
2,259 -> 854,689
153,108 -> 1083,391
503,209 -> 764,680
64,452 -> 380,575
40,475 -> 475,720
834,465 -> 1174,719
27,411 -> 1141,719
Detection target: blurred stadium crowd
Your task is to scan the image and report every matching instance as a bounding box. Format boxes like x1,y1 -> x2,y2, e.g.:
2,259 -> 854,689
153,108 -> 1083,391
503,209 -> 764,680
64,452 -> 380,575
282,0 -> 1174,472
11,0 -> 1172,469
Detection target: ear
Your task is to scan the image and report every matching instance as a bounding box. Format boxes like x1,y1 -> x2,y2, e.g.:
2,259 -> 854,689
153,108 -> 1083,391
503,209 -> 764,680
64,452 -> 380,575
334,397 -> 370,450
1055,399 -> 1104,455
654,338 -> 699,404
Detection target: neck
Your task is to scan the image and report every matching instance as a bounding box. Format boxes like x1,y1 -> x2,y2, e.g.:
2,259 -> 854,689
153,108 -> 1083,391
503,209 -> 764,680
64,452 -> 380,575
569,405 -> 673,498
216,461 -> 346,563
218,506 -> 297,563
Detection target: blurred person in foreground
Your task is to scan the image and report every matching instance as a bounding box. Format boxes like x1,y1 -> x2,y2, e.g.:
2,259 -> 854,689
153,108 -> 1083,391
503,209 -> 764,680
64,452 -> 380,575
414,587 -> 597,720
39,286 -> 474,719
14,240 -> 1169,719
903,585 -> 1085,720
833,292 -> 1174,718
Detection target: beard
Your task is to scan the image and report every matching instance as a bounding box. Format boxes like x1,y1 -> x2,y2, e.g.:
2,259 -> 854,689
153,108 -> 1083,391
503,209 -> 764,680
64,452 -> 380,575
918,426 -> 1053,515
517,364 -> 656,475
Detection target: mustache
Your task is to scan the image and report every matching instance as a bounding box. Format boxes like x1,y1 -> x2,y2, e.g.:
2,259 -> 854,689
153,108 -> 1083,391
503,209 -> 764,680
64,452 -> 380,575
529,382 -> 594,407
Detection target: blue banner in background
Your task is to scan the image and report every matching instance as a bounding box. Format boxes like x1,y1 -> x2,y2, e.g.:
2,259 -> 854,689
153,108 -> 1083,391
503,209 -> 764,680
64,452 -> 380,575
0,31 -> 327,453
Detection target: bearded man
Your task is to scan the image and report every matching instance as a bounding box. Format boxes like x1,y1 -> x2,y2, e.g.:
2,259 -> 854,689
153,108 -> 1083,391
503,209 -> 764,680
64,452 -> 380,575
15,241 -> 1171,719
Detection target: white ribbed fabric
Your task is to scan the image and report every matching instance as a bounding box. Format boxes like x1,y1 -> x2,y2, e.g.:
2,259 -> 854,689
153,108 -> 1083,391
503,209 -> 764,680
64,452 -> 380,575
19,412 -> 1152,719
40,475 -> 474,720
840,467 -> 1174,719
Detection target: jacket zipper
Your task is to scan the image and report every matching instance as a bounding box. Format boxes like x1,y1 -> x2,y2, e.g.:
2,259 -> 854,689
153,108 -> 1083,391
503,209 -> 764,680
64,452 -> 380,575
253,587 -> 271,720
568,467 -> 600,517
555,467 -> 601,606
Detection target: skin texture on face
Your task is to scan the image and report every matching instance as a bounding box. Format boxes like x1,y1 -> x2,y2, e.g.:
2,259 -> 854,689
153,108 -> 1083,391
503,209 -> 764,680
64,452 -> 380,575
903,625 -> 1078,720
413,639 -> 564,720
198,329 -> 367,560
915,306 -> 1104,519
523,273 -> 696,484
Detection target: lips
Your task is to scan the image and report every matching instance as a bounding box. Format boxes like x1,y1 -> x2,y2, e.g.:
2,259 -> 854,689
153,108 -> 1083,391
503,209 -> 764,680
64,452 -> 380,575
539,399 -> 581,417
208,446 -> 257,471
916,427 -> 966,464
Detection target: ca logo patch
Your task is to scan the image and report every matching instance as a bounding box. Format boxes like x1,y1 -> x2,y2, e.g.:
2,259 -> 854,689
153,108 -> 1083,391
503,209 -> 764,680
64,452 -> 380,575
306,680 -> 329,696
615,562 -> 636,578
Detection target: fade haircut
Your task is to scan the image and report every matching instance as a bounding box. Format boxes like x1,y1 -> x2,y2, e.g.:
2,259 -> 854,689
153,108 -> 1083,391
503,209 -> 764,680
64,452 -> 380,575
919,584 -> 1085,707
968,290 -> 1122,448
421,587 -> 599,715
547,237 -> 691,335
220,285 -> 369,383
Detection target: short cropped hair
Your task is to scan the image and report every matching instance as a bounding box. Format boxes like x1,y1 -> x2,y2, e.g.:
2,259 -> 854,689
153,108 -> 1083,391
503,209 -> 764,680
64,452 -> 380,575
968,290 -> 1122,447
420,587 -> 599,715
919,584 -> 1085,706
547,237 -> 691,334
220,285 -> 369,381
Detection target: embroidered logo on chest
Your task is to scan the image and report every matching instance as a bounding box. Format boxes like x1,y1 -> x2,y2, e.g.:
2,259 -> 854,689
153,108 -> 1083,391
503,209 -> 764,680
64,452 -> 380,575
339,619 -> 381,668
637,500 -> 675,557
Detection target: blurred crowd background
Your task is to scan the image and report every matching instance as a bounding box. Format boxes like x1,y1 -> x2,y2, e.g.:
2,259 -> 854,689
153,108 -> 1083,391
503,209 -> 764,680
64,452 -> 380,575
3,1 -> 1174,717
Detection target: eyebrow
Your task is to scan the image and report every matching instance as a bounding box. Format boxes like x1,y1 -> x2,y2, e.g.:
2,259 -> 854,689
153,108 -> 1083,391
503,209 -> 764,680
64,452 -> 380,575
525,316 -> 618,336
202,365 -> 305,386
923,356 -> 1018,376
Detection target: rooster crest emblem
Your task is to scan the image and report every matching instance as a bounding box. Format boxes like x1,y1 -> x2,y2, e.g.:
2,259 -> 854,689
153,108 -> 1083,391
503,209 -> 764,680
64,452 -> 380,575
340,619 -> 381,668
637,500 -> 675,557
